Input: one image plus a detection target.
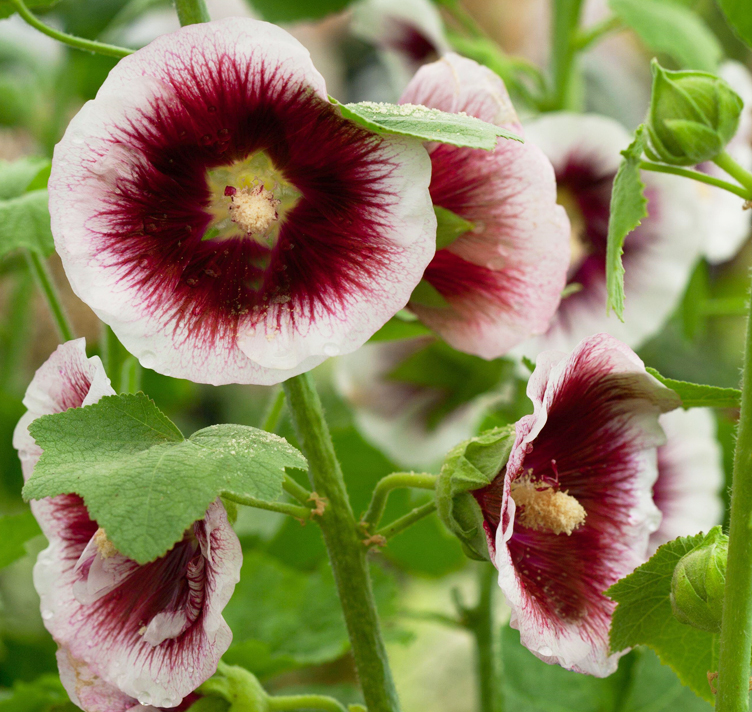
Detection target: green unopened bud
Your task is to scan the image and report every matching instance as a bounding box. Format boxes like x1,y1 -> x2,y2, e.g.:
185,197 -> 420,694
670,526 -> 728,633
436,426 -> 515,561
197,664 -> 269,712
645,60 -> 743,166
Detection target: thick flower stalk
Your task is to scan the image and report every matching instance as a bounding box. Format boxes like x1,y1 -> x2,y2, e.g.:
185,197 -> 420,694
399,53 -> 571,359
651,408 -> 725,551
473,334 -> 679,675
48,18 -> 435,386
13,340 -> 242,709
521,112 -> 707,354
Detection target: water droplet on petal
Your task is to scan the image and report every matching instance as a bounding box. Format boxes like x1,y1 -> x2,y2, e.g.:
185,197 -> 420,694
323,343 -> 340,357
140,351 -> 156,368
538,646 -> 553,657
41,610 -> 53,620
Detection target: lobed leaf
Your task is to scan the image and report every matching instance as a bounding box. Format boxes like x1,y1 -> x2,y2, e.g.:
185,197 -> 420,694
23,394 -> 306,564
647,367 -> 741,409
336,100 -> 522,150
608,532 -> 719,702
606,125 -> 648,320
608,0 -> 722,71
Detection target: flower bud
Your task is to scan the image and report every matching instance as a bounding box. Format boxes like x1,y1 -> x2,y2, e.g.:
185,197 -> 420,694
670,526 -> 728,633
436,426 -> 515,561
645,60 -> 743,166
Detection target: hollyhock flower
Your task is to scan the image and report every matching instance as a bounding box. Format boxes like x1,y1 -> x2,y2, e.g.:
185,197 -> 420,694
473,334 -> 679,675
651,408 -> 724,552
351,0 -> 450,91
49,18 -> 435,386
399,54 -> 570,359
13,340 -> 242,708
335,337 -> 496,468
520,112 -> 705,355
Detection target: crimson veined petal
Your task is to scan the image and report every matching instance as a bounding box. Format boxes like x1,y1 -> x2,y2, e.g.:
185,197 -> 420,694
518,112 -> 706,356
49,18 -> 435,386
14,342 -> 242,708
474,334 -> 680,676
398,54 -> 570,359
651,408 -> 724,552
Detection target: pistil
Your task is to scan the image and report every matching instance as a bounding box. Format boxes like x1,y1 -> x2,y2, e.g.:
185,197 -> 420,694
226,184 -> 280,235
510,473 -> 586,535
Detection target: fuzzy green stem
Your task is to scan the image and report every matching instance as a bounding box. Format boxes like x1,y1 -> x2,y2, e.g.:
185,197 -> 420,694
10,0 -> 133,57
262,388 -> 286,433
283,474 -> 312,504
573,15 -> 623,50
283,372 -> 401,712
714,151 -> 752,195
362,473 -> 437,529
174,0 -> 210,25
268,694 -> 348,712
120,356 -> 142,393
715,286 -> 752,712
547,0 -> 584,110
25,250 -> 75,343
640,160 -> 751,199
376,501 -> 437,541
222,492 -> 311,520
442,0 -> 485,38
465,565 -> 502,712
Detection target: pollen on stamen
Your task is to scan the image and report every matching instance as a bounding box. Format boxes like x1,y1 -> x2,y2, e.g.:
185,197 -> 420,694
510,473 -> 586,536
93,528 -> 119,559
227,185 -> 280,235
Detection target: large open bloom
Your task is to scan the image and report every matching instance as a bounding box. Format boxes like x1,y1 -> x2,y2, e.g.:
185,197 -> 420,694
13,340 -> 242,708
651,408 -> 724,551
49,18 -> 435,386
399,54 -> 570,359
473,334 -> 679,675
520,112 -> 705,355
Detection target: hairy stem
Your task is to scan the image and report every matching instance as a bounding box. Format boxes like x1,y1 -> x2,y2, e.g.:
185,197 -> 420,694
283,474 -> 312,504
714,151 -> 752,195
25,250 -> 75,343
174,0 -> 210,25
222,492 -> 311,520
573,15 -> 623,50
10,0 -> 133,57
715,285 -> 752,712
362,472 -> 437,529
641,160 -> 750,199
283,372 -> 401,712
262,388 -> 286,433
547,0 -> 584,110
376,500 -> 437,541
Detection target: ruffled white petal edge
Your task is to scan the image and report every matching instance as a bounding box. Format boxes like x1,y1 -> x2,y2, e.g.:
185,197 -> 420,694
651,408 -> 724,551
520,112 -> 705,356
50,17 -> 436,386
494,334 -> 679,676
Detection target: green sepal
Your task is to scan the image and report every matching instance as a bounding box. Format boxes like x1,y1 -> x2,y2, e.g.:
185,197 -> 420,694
409,280 -> 450,309
436,426 -> 516,561
434,205 -> 474,250
196,666 -> 267,712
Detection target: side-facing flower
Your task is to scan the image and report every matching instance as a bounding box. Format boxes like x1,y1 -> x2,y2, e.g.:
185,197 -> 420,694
13,340 -> 242,709
399,53 -> 570,359
521,112 -> 705,355
651,408 -> 724,551
49,18 -> 435,386
334,337 -> 498,468
473,334 -> 679,675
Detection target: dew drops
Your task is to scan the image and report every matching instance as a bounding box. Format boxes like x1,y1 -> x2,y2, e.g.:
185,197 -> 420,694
538,646 -> 553,657
41,610 -> 53,620
323,343 -> 340,357
207,105 -> 217,113
140,350 -> 156,368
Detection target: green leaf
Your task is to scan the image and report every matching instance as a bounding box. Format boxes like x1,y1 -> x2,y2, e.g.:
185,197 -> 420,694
0,510 -> 41,569
242,0 -> 351,22
434,205 -> 474,249
409,280 -> 450,309
646,367 -> 741,408
0,158 -> 50,201
608,0 -> 722,71
608,532 -> 719,702
23,393 -> 306,563
369,317 -> 433,343
0,191 -> 55,258
0,674 -> 78,712
502,626 -> 711,711
335,100 -> 523,150
717,0 -> 752,48
606,125 -> 648,320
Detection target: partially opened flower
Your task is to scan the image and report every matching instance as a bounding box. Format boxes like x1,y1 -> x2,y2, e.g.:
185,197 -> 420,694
651,408 -> 724,551
473,334 -> 679,675
399,54 -> 570,359
49,18 -> 435,386
13,340 -> 242,709
520,112 -> 705,355
335,337 -> 498,468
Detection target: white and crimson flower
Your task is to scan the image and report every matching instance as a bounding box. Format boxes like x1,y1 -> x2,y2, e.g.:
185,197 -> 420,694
651,408 -> 725,552
399,54 -> 571,359
472,334 -> 679,675
49,18 -> 435,386
13,340 -> 242,709
520,112 -> 705,355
